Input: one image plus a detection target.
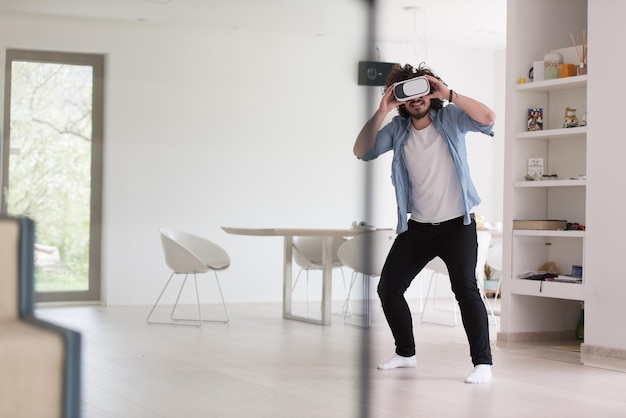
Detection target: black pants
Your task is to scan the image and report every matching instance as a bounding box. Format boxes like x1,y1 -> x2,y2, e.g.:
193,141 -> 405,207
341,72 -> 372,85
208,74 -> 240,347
377,216 -> 493,366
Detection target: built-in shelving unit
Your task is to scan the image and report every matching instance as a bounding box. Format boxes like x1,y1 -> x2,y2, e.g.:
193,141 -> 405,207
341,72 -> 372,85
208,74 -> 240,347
500,0 -> 588,342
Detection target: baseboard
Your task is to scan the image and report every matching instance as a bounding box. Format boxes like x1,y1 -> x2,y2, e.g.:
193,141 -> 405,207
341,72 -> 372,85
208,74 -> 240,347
581,343 -> 626,373
497,330 -> 576,343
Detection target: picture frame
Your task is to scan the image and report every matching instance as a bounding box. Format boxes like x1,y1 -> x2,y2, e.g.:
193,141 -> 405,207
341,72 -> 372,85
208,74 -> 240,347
528,157 -> 544,178
527,108 -> 543,131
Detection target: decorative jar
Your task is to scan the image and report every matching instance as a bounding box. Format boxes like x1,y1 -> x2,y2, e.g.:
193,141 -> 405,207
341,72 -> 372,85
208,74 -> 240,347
544,52 -> 563,79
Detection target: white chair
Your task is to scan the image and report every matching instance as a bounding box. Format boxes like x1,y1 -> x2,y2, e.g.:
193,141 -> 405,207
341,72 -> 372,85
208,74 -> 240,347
420,230 -> 497,326
291,236 -> 348,318
146,228 -> 230,326
476,231 -> 498,325
486,240 -> 503,305
337,230 -> 396,327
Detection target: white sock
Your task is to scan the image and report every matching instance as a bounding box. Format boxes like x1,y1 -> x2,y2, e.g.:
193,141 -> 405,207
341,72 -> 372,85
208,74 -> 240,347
377,354 -> 416,370
464,364 -> 492,384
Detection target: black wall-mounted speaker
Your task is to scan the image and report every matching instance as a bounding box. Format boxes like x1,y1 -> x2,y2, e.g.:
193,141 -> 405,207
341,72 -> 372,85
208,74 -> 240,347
358,61 -> 396,86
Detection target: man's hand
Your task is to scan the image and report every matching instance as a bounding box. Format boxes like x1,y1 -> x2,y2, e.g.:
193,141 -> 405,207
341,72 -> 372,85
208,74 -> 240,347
379,83 -> 402,115
421,74 -> 449,101
354,86 -> 400,158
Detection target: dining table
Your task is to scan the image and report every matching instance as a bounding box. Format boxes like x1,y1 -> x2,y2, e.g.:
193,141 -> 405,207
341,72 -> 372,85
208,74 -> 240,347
221,226 -> 381,325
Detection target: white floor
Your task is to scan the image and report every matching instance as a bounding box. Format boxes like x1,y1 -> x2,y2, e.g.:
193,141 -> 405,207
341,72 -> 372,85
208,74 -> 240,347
37,298 -> 626,418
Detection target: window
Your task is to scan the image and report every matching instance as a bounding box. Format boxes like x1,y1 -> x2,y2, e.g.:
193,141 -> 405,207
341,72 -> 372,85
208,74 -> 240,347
2,49 -> 104,302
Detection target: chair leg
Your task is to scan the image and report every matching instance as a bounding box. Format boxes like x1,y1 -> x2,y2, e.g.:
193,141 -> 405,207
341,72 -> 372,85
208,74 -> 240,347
344,271 -> 358,322
340,267 -> 352,317
291,268 -> 312,318
358,274 -> 373,328
146,273 -> 201,327
416,275 -> 424,314
493,277 -> 502,305
344,272 -> 371,328
292,268 -> 304,291
477,279 -> 498,325
292,266 -> 352,318
451,293 -> 458,326
213,271 -> 230,323
194,273 -> 203,324
420,272 -> 433,322
165,273 -> 204,326
305,270 -> 310,317
170,274 -> 192,322
147,271 -> 229,326
420,272 -> 457,327
146,272 -> 176,324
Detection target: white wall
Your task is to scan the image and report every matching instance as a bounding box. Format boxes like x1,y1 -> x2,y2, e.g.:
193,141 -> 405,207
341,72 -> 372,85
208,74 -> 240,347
0,3 -> 504,306
585,0 -> 626,354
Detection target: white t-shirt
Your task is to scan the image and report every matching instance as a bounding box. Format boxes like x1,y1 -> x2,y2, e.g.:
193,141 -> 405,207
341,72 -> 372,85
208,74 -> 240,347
403,122 -> 465,223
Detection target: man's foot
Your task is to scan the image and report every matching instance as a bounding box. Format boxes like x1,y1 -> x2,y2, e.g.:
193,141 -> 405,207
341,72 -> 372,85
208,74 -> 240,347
377,354 -> 416,370
464,364 -> 492,384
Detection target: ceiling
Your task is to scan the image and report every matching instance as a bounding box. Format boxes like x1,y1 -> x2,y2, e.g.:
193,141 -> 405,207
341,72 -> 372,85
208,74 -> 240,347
0,0 -> 507,50
376,0 -> 506,50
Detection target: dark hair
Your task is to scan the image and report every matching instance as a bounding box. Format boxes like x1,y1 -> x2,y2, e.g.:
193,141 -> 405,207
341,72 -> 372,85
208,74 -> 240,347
384,63 -> 445,118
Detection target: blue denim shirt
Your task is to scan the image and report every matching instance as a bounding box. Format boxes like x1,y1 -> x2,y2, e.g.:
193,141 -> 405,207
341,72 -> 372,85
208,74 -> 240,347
359,104 -> 495,234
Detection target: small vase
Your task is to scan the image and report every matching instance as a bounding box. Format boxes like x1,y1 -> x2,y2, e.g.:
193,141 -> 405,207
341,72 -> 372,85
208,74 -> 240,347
577,62 -> 587,76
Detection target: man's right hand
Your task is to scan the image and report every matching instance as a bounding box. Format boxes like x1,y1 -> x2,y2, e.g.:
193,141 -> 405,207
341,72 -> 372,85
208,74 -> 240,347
379,83 -> 401,115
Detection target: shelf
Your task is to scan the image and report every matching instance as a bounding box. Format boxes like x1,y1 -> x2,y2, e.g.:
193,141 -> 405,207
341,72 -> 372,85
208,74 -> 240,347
515,75 -> 587,92
514,179 -> 586,187
509,277 -> 585,300
515,126 -> 586,140
547,275 -> 583,284
513,229 -> 585,238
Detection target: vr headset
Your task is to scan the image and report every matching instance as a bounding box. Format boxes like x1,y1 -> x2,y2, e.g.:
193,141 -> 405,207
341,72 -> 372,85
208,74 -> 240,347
393,76 -> 432,101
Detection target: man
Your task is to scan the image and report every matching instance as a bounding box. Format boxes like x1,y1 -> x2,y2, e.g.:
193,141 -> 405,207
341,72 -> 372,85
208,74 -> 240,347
353,63 -> 495,384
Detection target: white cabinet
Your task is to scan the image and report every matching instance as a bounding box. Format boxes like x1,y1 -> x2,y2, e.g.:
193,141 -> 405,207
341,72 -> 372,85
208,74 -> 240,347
500,0 -> 588,341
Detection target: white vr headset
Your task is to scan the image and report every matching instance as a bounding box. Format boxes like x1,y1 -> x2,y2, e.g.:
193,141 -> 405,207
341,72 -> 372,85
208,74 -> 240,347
393,76 -> 432,102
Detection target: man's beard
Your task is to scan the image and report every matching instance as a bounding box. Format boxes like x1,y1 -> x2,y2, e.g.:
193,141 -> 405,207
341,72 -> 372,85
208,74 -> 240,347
409,108 -> 429,120
404,105 -> 429,121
